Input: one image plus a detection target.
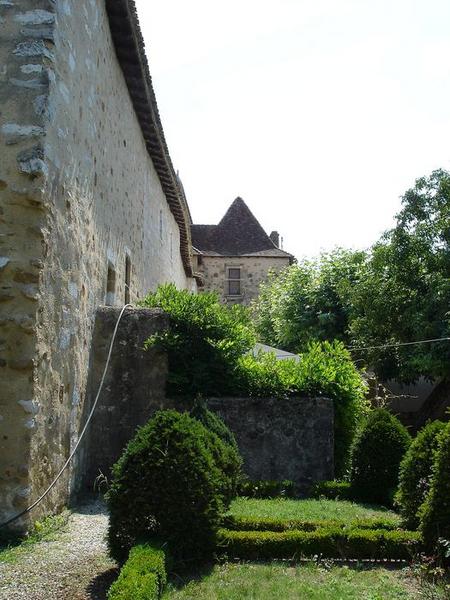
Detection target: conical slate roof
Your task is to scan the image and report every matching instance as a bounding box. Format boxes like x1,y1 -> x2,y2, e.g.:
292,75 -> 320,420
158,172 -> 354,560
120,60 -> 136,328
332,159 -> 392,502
191,197 -> 293,258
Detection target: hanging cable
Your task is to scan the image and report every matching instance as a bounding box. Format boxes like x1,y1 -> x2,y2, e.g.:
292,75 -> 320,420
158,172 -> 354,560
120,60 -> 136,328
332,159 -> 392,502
0,303 -> 133,529
349,336 -> 450,352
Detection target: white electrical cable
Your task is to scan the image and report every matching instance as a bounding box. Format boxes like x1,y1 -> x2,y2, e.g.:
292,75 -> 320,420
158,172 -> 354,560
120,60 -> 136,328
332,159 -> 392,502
0,303 -> 133,529
349,336 -> 450,352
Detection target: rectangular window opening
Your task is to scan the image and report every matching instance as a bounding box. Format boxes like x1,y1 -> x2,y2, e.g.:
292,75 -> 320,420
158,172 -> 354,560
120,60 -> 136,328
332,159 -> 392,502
105,263 -> 116,306
125,255 -> 131,304
227,267 -> 241,296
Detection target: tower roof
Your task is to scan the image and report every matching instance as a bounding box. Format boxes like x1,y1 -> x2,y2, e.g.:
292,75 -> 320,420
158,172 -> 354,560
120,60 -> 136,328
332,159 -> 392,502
191,197 -> 293,258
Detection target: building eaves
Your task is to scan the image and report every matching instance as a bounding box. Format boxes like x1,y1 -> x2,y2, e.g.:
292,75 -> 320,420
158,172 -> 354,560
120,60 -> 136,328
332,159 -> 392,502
105,0 -> 193,277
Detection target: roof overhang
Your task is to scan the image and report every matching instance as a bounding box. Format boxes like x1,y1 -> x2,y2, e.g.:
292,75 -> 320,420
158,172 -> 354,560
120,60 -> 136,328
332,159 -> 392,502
105,0 -> 193,277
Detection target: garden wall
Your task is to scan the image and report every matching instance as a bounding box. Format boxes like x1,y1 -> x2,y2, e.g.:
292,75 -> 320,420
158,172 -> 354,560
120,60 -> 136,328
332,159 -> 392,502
83,307 -> 334,495
81,306 -> 169,492
208,397 -> 334,492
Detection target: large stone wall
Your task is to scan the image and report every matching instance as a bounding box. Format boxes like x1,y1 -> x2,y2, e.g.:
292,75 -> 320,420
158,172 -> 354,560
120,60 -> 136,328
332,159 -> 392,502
208,397 -> 334,492
82,307 -> 169,491
195,255 -> 291,305
81,308 -> 334,496
0,0 -> 194,529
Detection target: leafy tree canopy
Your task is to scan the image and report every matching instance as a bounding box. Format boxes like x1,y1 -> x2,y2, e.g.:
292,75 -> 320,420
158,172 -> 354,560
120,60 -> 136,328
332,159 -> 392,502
253,169 -> 450,382
253,248 -> 368,352
350,169 -> 450,381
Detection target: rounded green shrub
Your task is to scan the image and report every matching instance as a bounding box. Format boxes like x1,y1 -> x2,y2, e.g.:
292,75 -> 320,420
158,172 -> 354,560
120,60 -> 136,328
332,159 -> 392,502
190,398 -> 239,453
395,420 -> 446,528
350,409 -> 411,506
419,420 -> 450,554
190,399 -> 242,503
107,410 -> 234,563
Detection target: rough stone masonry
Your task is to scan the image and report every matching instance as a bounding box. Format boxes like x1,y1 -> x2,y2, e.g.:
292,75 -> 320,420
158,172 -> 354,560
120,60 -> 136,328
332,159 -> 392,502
83,307 -> 334,494
0,0 -> 195,530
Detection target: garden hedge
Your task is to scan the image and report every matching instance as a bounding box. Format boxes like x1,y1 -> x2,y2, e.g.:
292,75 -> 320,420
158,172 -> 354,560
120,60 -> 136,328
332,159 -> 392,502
107,544 -> 167,600
224,515 -> 400,533
310,480 -> 352,500
395,420 -> 446,528
419,420 -> 450,554
237,478 -> 296,499
350,409 -> 411,505
217,527 -> 421,560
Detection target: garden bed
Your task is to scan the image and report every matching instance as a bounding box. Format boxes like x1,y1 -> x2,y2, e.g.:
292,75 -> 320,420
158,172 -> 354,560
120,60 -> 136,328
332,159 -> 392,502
219,498 -> 418,561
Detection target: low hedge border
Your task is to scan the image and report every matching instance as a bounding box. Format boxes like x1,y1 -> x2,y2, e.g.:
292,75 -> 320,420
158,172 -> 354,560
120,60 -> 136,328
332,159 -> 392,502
107,543 -> 167,600
224,515 -> 400,533
237,479 -> 297,499
310,480 -> 352,500
217,528 -> 421,561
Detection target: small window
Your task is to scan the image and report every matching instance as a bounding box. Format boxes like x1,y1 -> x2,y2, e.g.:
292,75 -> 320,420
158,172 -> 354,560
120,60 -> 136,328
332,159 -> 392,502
170,232 -> 173,261
105,263 -> 116,305
125,255 -> 131,304
227,267 -> 241,296
159,209 -> 163,241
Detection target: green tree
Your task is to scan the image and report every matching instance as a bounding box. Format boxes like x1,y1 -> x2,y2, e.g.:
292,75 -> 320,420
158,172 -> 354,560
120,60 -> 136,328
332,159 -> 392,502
253,248 -> 367,352
254,170 -> 450,382
349,169 -> 450,381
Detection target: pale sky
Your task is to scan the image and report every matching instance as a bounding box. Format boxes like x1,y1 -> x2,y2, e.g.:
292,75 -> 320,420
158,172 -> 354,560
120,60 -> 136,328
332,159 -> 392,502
135,0 -> 450,260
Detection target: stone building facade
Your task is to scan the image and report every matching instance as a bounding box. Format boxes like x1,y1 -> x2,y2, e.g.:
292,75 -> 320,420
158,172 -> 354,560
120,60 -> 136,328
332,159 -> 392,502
192,197 -> 294,305
0,0 -> 195,529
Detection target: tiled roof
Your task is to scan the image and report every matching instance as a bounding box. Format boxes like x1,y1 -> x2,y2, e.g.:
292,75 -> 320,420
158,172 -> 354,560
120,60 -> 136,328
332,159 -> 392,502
105,0 -> 193,276
192,197 -> 293,258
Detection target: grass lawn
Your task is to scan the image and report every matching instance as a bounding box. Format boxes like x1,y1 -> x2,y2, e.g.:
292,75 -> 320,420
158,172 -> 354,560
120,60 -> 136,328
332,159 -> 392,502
228,498 -> 401,525
0,510 -> 69,564
163,562 -> 444,600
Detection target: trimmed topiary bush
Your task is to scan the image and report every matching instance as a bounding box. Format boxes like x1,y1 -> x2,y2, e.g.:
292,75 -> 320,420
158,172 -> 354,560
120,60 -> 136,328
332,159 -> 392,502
395,420 -> 446,528
107,543 -> 167,600
190,398 -> 239,452
190,399 -> 242,504
419,420 -> 450,555
350,409 -> 411,506
107,410 -> 235,564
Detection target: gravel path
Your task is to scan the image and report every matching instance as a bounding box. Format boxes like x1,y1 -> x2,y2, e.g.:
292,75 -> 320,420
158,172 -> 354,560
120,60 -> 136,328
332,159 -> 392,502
0,501 -> 117,600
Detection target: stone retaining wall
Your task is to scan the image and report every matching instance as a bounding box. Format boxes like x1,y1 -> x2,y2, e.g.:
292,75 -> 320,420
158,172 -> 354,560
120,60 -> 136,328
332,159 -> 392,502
208,397 -> 334,492
81,306 -> 169,491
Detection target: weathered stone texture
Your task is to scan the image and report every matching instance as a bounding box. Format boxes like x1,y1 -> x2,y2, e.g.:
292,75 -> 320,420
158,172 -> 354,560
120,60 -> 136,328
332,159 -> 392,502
194,255 -> 291,305
82,307 -> 169,491
0,0 -> 55,530
207,397 -> 334,492
0,0 -> 195,529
